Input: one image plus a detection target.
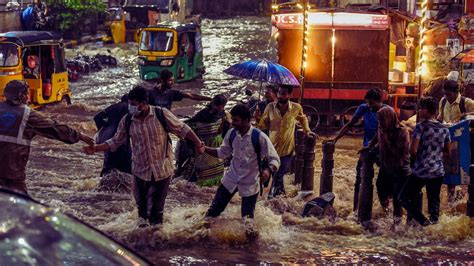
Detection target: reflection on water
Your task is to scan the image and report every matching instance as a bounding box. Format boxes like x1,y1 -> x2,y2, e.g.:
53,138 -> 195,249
24,17 -> 474,264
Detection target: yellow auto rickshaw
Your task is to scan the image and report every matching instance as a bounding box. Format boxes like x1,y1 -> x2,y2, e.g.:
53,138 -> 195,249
104,7 -> 126,44
0,31 -> 71,107
138,22 -> 205,82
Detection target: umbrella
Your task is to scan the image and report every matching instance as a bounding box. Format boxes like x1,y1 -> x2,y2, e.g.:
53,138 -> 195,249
461,50 -> 474,63
451,49 -> 474,63
223,59 -> 300,86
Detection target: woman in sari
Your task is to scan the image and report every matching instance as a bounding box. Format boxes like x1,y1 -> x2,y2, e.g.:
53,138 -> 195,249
176,94 -> 230,186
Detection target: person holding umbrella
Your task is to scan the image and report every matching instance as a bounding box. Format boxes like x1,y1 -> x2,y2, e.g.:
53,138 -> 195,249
224,59 -> 309,198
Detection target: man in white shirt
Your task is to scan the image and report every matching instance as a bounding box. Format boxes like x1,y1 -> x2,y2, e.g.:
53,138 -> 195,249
199,104 -> 280,236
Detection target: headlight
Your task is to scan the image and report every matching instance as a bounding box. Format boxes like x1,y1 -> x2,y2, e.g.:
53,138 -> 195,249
0,70 -> 21,76
138,58 -> 146,66
160,59 -> 174,66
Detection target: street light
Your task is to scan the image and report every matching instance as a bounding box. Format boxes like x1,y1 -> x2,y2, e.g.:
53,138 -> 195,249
417,0 -> 429,95
299,0 -> 310,104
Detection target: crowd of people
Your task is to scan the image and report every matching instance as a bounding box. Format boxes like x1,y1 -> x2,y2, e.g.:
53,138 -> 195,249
83,70 -> 315,234
332,81 -> 472,227
0,68 -> 471,235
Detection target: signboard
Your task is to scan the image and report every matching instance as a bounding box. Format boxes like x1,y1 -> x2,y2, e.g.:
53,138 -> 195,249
272,12 -> 390,30
444,119 -> 471,185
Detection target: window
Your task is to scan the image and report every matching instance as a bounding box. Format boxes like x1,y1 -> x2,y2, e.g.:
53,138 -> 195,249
140,30 -> 174,52
0,43 -> 19,67
53,46 -> 66,73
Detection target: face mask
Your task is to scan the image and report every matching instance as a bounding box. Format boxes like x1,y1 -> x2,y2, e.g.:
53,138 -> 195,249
128,104 -> 140,115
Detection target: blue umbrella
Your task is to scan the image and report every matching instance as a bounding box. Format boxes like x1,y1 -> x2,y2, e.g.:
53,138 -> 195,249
223,59 -> 300,86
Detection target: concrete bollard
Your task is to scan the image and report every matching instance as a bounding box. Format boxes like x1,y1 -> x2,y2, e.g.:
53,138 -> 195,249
357,149 -> 375,225
467,165 -> 474,217
468,125 -> 474,218
294,129 -> 305,185
291,129 -> 304,175
302,133 -> 317,192
320,140 -> 335,195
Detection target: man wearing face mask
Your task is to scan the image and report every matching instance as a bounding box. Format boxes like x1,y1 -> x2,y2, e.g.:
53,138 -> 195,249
258,85 -> 314,198
146,70 -> 211,110
0,80 -> 94,195
84,86 -> 204,227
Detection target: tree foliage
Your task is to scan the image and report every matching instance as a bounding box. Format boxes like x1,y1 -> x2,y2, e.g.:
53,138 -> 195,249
45,0 -> 106,33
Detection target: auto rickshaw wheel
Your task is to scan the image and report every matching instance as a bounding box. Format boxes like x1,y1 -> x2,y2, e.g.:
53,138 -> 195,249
340,106 -> 364,136
303,105 -> 320,132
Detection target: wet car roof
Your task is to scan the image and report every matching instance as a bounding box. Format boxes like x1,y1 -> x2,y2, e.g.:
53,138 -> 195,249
0,31 -> 62,46
145,22 -> 200,32
0,188 -> 151,265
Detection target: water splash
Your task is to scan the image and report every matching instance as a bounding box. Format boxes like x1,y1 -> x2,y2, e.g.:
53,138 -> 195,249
22,17 -> 474,263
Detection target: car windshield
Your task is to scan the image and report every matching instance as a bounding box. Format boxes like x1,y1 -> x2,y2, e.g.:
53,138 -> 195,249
140,30 -> 174,52
0,43 -> 19,67
0,190 -> 149,265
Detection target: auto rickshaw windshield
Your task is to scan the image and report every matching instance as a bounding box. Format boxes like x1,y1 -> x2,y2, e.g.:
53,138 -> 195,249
140,30 -> 174,52
0,43 -> 19,67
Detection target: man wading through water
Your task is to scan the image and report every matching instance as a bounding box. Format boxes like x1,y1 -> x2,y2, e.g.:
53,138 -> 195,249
199,104 -> 280,238
437,80 -> 474,203
0,80 -> 94,195
145,69 -> 211,110
84,86 -> 204,227
331,88 -> 387,212
258,85 -> 313,198
400,97 -> 451,226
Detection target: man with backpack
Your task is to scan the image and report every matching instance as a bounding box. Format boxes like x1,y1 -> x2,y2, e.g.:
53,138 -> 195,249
84,86 -> 204,227
438,80 -> 474,124
199,104 -> 280,237
437,80 -> 474,203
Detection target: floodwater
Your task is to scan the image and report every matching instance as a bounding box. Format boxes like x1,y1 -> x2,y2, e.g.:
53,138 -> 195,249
25,17 -> 474,264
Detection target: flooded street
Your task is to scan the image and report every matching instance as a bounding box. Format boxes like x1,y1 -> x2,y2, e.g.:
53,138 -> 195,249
25,17 -> 474,264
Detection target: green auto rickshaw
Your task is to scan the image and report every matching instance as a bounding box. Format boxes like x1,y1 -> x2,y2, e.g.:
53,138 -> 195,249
137,22 -> 204,82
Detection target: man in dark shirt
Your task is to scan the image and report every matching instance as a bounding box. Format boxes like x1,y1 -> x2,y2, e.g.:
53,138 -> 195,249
93,94 -> 131,176
399,96 -> 451,226
331,88 -> 386,211
146,70 -> 211,110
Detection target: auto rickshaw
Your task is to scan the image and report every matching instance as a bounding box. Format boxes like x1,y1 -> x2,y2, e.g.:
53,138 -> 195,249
0,31 -> 71,107
137,22 -> 205,82
104,7 -> 126,44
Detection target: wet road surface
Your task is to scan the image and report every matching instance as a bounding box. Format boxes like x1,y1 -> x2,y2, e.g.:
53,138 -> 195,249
24,17 -> 474,264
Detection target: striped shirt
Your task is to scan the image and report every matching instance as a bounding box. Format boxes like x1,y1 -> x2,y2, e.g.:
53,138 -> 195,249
106,106 -> 191,181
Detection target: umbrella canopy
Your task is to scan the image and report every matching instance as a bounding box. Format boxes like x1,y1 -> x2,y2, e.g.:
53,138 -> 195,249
461,50 -> 474,63
223,59 -> 300,86
451,49 -> 474,63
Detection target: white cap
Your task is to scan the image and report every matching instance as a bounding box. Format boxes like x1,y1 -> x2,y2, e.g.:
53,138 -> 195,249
447,71 -> 459,81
